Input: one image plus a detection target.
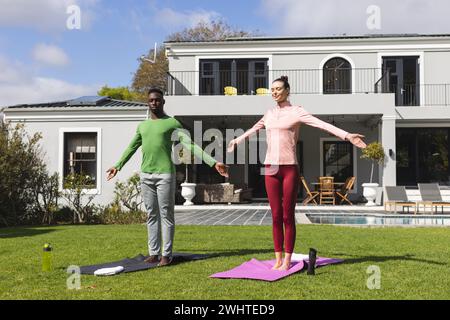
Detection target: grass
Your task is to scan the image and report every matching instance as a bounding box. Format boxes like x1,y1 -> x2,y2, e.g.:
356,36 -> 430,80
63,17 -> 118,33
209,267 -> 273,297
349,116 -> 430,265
1,224 -> 450,300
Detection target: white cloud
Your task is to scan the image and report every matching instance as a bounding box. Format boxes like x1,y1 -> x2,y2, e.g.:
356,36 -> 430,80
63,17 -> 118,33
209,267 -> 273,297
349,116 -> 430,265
259,0 -> 450,36
0,55 -> 98,107
153,8 -> 222,30
0,0 -> 98,32
32,43 -> 70,67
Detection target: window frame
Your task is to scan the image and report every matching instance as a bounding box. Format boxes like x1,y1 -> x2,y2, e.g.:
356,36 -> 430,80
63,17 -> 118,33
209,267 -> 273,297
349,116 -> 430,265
59,127 -> 102,194
319,54 -> 355,95
322,57 -> 352,94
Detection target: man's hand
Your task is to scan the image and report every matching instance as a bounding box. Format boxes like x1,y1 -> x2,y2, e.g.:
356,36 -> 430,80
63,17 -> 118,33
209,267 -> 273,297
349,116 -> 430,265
214,162 -> 229,178
227,139 -> 238,153
106,167 -> 118,181
346,133 -> 367,149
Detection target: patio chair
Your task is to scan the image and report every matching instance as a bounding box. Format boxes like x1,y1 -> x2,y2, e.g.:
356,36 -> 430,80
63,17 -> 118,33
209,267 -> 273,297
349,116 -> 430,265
256,88 -> 269,95
384,186 -> 417,214
300,176 -> 319,205
319,176 -> 335,205
417,183 -> 450,214
336,176 -> 355,205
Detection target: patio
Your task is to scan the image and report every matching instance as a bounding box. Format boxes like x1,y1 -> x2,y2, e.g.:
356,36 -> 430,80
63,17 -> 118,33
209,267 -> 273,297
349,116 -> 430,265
174,203 -> 450,226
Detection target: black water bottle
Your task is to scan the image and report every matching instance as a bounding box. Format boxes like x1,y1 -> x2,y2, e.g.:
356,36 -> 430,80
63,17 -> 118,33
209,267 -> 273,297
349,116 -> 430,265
307,248 -> 317,275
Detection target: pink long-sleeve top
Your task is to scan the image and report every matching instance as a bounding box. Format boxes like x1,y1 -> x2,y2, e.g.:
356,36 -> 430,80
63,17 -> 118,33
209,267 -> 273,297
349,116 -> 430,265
235,104 -> 349,165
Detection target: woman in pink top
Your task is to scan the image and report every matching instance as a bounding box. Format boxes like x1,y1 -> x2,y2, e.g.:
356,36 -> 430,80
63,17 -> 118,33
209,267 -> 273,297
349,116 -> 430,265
228,76 -> 366,271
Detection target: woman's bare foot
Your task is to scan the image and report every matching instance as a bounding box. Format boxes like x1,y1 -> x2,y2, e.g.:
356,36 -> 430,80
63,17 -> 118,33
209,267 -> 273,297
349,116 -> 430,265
272,260 -> 283,270
279,262 -> 291,271
279,253 -> 292,271
272,252 -> 283,270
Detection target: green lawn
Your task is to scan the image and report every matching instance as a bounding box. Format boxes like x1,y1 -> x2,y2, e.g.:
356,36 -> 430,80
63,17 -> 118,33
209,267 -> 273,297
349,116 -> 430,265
1,224 -> 450,300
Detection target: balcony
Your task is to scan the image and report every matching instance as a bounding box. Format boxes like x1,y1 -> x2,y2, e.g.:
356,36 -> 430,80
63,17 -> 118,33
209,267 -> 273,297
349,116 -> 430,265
166,68 -> 450,107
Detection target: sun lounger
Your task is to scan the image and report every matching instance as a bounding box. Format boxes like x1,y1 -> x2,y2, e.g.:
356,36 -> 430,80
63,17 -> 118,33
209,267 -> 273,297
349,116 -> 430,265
384,186 -> 417,214
418,183 -> 450,214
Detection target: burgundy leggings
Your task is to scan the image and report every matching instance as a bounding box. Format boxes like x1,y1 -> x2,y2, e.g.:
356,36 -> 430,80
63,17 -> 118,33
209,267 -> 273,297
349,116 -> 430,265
265,165 -> 299,254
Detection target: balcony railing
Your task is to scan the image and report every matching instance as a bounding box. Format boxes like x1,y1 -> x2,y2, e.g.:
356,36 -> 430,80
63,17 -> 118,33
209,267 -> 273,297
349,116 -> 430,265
167,68 -> 381,96
375,73 -> 450,106
167,68 -> 450,106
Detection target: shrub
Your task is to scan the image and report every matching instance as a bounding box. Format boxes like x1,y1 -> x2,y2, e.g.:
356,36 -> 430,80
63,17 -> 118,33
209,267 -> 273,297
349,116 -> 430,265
61,173 -> 98,224
113,173 -> 143,212
360,142 -> 386,183
29,171 -> 60,225
98,203 -> 146,225
97,173 -> 146,224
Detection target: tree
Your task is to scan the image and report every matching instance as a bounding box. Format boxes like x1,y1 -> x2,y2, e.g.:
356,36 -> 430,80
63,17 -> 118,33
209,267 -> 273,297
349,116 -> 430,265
166,20 -> 259,42
97,85 -> 139,101
0,122 -> 59,226
131,47 -> 168,102
131,20 -> 261,101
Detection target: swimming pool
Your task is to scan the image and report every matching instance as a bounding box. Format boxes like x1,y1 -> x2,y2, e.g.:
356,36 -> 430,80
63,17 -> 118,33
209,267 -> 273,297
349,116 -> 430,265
306,214 -> 450,226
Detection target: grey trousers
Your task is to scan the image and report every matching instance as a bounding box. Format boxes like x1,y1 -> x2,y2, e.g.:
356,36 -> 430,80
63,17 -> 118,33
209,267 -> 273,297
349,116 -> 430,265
140,172 -> 176,258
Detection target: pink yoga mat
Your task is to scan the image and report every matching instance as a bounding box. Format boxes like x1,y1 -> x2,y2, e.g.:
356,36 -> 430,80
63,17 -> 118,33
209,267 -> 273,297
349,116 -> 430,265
210,256 -> 343,282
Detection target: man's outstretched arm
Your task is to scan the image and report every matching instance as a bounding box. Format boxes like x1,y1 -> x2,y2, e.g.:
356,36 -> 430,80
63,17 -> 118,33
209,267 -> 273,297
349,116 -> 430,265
106,129 -> 142,181
176,129 -> 228,177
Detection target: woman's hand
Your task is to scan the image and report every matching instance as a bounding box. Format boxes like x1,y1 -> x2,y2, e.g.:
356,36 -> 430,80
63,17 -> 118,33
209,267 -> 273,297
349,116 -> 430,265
227,139 -> 238,153
214,162 -> 229,177
346,133 -> 367,149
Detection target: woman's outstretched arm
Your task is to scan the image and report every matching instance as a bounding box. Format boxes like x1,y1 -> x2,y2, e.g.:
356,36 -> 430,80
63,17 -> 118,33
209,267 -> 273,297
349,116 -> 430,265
227,116 -> 265,152
297,106 -> 366,149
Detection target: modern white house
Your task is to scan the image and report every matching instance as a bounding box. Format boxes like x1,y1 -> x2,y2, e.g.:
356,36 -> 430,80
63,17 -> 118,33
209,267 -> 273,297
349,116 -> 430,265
4,33 -> 450,205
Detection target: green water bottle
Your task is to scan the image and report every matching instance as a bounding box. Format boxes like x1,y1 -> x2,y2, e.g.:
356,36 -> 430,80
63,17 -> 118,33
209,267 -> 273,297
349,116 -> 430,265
42,243 -> 53,272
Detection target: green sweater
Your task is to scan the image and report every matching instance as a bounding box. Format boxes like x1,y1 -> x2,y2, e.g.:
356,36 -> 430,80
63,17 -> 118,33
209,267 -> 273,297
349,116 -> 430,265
114,116 -> 217,173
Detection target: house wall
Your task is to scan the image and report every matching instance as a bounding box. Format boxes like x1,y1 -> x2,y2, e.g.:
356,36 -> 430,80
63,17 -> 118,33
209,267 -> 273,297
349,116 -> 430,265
424,51 -> 450,84
165,93 -> 394,116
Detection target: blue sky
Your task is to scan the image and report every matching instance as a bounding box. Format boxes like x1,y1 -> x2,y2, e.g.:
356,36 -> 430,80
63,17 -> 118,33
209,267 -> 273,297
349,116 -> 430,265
1,0 -> 450,106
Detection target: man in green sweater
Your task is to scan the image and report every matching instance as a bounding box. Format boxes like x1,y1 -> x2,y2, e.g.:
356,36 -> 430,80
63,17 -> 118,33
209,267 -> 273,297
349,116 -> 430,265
106,87 -> 228,266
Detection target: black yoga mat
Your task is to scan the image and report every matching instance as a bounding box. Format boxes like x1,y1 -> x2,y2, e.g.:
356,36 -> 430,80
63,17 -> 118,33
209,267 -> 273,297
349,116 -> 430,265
79,253 -> 211,275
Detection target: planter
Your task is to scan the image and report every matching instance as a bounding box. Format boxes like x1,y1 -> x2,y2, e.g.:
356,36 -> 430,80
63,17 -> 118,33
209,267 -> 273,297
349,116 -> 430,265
180,182 -> 196,206
362,183 -> 379,206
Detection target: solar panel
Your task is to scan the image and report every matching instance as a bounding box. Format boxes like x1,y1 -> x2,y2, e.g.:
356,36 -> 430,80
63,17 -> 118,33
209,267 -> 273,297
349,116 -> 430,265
67,96 -> 109,106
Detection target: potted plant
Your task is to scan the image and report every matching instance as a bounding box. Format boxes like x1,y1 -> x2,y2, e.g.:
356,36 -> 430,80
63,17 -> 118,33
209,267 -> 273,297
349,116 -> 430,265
177,148 -> 196,206
360,142 -> 386,206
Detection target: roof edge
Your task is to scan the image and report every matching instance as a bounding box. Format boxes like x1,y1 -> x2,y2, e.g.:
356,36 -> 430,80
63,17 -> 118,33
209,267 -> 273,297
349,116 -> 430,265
164,33 -> 450,45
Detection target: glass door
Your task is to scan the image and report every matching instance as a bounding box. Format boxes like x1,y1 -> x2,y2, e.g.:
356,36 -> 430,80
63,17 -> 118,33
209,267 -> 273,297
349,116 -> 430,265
382,56 -> 420,106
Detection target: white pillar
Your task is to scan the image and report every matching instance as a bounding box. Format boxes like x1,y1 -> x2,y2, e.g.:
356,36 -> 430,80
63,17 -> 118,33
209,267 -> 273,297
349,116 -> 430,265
380,115 -> 396,186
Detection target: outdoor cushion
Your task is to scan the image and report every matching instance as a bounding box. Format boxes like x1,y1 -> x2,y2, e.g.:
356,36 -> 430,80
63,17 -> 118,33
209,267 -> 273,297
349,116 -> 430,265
210,253 -> 343,282
94,266 -> 125,276
79,253 -> 210,275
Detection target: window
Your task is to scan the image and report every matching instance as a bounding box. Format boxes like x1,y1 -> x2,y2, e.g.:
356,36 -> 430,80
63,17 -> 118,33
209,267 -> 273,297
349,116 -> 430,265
322,141 -> 354,181
397,128 -> 450,186
323,57 -> 352,94
199,59 -> 269,95
200,61 -> 219,95
63,132 -> 98,189
249,61 -> 268,94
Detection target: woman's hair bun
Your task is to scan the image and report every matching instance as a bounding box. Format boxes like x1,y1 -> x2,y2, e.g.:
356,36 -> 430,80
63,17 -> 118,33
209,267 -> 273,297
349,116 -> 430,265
280,75 -> 289,82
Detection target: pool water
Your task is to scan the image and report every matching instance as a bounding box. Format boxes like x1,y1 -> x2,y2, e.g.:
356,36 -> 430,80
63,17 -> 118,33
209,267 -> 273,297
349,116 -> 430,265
306,214 -> 450,226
